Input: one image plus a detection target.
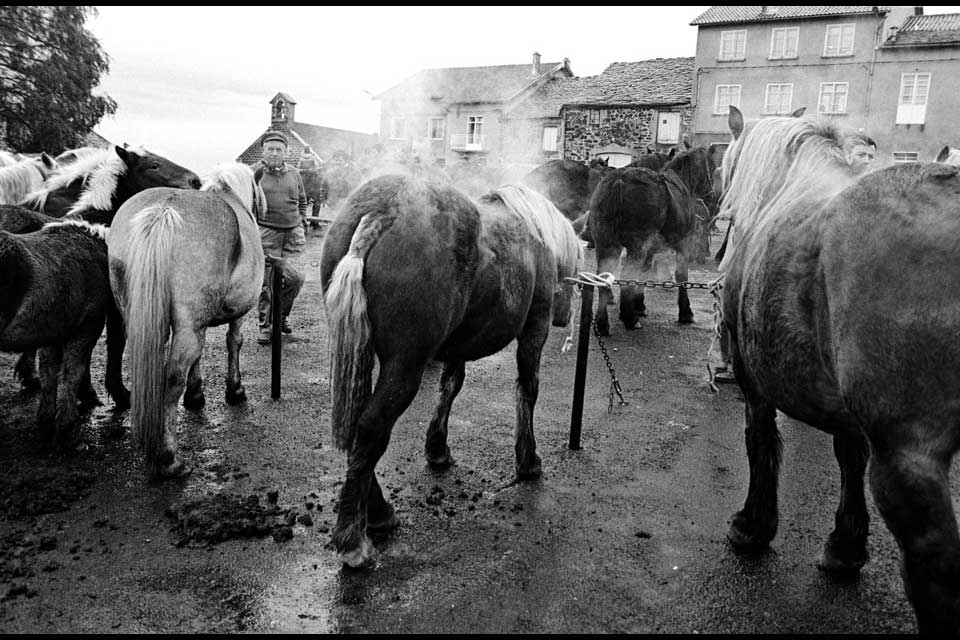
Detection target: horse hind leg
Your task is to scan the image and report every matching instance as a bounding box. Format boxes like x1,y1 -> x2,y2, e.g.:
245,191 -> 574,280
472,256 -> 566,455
104,299 -> 130,410
36,345 -> 63,441
334,357 -> 426,568
425,360 -> 466,468
224,317 -> 247,404
594,247 -> 620,336
514,316 -> 550,479
54,332 -> 101,448
152,328 -> 202,478
182,329 -> 207,410
818,428 -> 870,573
728,382 -> 782,549
868,433 -> 960,633
14,350 -> 40,392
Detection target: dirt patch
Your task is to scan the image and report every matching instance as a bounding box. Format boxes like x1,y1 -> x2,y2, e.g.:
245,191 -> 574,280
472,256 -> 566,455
165,490 -> 318,547
0,463 -> 97,516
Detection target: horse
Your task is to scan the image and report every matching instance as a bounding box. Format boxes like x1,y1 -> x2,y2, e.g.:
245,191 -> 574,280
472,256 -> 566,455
107,162 -> 266,479
22,145 -> 201,222
322,159 -> 364,211
629,147 -> 676,171
588,143 -> 717,336
521,158 -> 606,223
0,153 -> 58,205
936,145 -> 960,166
300,165 -> 329,224
319,177 -> 583,567
0,219 -> 129,446
717,104 -> 960,633
8,145 -> 201,393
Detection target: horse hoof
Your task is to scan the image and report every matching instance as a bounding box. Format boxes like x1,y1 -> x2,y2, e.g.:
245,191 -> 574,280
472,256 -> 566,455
818,534 -> 868,574
516,456 -> 542,480
425,446 -> 455,468
79,392 -> 102,409
183,392 -> 205,410
338,537 -> 378,569
153,458 -> 192,480
226,386 -> 247,405
596,320 -> 611,337
20,377 -> 41,393
622,321 -> 640,331
727,511 -> 776,549
678,314 -> 694,324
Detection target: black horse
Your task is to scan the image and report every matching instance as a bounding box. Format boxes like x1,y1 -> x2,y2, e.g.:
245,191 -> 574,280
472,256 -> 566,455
521,159 -> 607,223
589,144 -> 716,335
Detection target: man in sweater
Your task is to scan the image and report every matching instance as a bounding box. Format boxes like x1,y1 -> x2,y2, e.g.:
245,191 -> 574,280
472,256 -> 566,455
253,130 -> 307,344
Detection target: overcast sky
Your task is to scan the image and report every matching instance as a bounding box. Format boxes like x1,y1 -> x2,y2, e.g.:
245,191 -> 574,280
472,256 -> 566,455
86,5 -> 957,173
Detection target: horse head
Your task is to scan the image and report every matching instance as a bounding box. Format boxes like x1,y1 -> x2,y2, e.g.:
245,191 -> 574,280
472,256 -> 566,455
115,145 -> 202,192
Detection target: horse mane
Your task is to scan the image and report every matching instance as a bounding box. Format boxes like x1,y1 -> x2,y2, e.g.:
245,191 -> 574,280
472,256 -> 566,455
65,147 -> 145,215
487,184 -> 583,274
0,162 -> 44,204
200,162 -> 264,215
718,115 -> 853,271
41,218 -> 109,242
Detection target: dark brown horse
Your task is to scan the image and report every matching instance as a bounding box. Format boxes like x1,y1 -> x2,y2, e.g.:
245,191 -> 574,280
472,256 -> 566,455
719,105 -> 960,633
521,158 -> 606,223
0,220 -> 128,446
589,144 -> 717,335
320,176 -> 582,568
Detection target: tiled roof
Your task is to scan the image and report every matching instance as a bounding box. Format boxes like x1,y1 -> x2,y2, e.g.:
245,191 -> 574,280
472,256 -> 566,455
690,6 -> 890,26
375,61 -> 569,104
508,56 -> 694,117
270,92 -> 297,104
83,130 -> 112,149
882,13 -> 960,47
236,121 -> 379,165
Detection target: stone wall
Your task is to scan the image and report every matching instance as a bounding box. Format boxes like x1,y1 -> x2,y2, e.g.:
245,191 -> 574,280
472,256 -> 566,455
562,106 -> 693,162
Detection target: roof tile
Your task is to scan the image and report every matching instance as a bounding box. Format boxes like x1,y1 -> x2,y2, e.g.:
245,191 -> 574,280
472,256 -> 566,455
690,6 -> 891,26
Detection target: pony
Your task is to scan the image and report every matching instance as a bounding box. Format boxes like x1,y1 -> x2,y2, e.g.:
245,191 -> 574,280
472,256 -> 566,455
107,162 -> 266,479
936,144 -> 960,166
628,147 -> 676,171
22,145 -> 201,222
0,153 -> 58,205
9,146 -> 201,393
320,176 -> 583,567
717,105 -> 960,633
589,143 -> 717,335
521,158 -> 606,223
0,219 -> 128,445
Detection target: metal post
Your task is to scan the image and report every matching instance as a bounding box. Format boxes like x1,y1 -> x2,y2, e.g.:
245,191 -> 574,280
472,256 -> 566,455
569,283 -> 594,450
271,263 -> 282,399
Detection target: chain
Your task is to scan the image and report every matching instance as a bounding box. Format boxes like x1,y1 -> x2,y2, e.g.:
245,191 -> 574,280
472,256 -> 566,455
565,273 -> 712,290
706,275 -> 725,393
590,316 -> 628,411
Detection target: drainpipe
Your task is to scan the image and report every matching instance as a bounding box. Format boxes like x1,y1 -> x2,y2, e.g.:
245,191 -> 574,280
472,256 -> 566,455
864,10 -> 884,120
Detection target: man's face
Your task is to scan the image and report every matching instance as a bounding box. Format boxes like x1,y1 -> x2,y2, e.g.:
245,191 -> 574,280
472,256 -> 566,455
262,141 -> 286,168
847,144 -> 875,173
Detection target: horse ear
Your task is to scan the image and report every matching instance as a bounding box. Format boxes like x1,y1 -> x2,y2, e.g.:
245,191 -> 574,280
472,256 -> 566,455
790,107 -> 807,117
708,143 -> 718,158
40,152 -> 57,172
936,146 -> 951,163
668,147 -> 677,158
728,106 -> 744,140
646,147 -> 653,154
683,140 -> 692,150
114,145 -> 133,165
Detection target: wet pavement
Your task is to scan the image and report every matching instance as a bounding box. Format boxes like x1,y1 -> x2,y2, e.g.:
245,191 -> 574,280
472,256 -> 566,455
0,226 -> 954,633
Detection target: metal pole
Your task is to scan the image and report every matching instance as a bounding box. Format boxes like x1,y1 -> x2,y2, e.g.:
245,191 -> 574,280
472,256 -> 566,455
271,262 -> 282,399
569,283 -> 594,450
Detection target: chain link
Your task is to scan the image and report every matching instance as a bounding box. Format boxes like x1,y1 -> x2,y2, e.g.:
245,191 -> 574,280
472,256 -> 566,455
565,272 -> 712,290
590,316 -> 628,410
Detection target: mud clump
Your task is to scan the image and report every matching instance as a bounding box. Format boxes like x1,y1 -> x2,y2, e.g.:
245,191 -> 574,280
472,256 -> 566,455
166,492 -> 301,547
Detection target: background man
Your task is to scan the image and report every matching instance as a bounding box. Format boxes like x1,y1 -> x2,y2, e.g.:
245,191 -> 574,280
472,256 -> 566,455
253,130 -> 307,345
844,134 -> 877,175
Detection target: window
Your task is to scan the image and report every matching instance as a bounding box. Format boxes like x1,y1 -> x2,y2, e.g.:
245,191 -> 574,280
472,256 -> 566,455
467,116 -> 483,145
389,117 -> 405,140
769,27 -> 799,59
542,126 -> 558,152
714,84 -> 741,114
893,151 -> 919,163
719,30 -> 746,60
764,84 -> 794,114
589,109 -> 606,126
818,82 -> 848,114
427,117 -> 444,139
896,73 -> 931,125
823,24 -> 855,57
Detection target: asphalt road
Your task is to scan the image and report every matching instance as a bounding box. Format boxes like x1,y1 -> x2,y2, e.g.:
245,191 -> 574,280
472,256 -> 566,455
0,226 -> 954,633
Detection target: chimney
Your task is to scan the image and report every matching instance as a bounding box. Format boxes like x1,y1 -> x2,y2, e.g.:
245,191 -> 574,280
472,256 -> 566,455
532,52 -> 541,76
889,25 -> 899,40
914,6 -> 923,15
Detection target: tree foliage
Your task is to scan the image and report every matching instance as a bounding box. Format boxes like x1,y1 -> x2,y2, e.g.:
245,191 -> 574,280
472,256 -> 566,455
0,6 -> 117,153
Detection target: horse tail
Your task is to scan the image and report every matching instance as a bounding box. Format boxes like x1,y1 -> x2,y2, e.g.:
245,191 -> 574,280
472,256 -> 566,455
327,212 -> 393,451
123,204 -> 181,467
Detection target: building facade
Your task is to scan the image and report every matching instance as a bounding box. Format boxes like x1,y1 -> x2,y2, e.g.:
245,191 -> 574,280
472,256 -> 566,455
236,93 -> 380,166
688,6 -> 960,163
